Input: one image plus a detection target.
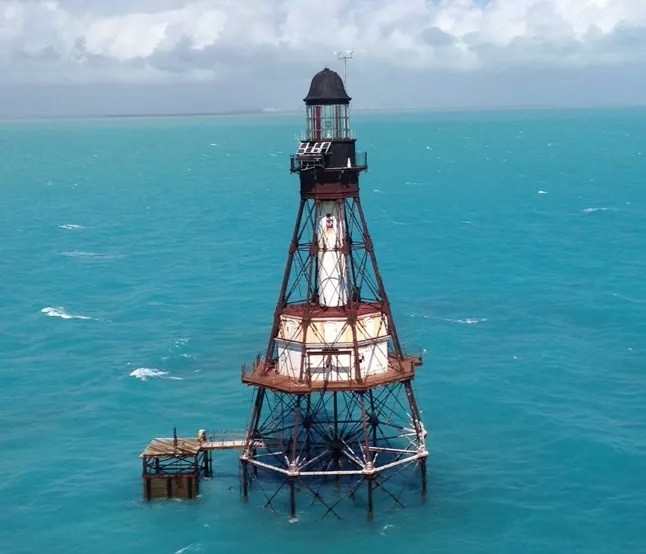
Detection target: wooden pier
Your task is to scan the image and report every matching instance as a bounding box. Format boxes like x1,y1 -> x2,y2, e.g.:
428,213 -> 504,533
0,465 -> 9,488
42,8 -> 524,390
140,429 -> 255,500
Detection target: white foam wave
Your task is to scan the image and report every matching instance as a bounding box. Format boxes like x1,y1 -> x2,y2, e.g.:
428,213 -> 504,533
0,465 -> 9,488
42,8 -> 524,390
381,524 -> 395,536
130,368 -> 166,381
58,224 -> 85,230
581,207 -> 612,213
448,317 -> 488,325
61,251 -> 116,259
41,306 -> 92,320
537,190 -> 548,194
129,367 -> 183,381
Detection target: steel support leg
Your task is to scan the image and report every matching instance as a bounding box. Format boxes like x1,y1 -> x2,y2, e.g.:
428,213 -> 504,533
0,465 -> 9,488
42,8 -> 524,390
289,479 -> 296,520
420,457 -> 427,497
242,460 -> 249,500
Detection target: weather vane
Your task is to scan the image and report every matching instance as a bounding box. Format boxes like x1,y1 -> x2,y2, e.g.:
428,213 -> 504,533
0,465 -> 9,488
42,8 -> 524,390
334,49 -> 353,86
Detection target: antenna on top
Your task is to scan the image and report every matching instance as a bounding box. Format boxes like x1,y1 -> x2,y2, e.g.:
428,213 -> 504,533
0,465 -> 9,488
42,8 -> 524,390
334,49 -> 353,87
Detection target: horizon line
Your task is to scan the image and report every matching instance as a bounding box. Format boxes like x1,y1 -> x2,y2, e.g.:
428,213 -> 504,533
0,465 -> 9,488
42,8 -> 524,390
2,102 -> 646,122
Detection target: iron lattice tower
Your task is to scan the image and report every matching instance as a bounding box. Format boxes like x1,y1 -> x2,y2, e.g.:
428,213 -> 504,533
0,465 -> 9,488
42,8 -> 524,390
240,68 -> 427,519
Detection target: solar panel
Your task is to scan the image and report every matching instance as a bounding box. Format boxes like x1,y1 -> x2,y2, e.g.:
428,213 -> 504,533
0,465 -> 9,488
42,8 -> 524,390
295,141 -> 331,156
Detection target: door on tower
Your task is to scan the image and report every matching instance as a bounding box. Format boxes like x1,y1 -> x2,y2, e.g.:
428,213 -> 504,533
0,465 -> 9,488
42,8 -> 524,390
308,351 -> 352,381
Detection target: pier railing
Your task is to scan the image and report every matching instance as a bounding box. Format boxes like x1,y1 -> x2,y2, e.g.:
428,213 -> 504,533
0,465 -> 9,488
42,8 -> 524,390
204,429 -> 247,445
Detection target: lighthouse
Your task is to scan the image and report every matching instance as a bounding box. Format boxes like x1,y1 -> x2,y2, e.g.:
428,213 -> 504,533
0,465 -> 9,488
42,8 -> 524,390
240,68 -> 428,518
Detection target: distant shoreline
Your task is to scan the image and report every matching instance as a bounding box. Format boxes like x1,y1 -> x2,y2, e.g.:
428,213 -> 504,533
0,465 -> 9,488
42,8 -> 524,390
2,103 -> 645,122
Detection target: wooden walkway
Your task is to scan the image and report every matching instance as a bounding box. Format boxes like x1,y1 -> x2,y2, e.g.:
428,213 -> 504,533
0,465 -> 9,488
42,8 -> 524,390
202,439 -> 248,450
140,435 -> 262,458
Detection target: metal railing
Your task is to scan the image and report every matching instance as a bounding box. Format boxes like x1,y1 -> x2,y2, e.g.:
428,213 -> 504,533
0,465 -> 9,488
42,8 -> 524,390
204,429 -> 247,444
400,344 -> 426,364
290,151 -> 368,173
300,129 -> 356,141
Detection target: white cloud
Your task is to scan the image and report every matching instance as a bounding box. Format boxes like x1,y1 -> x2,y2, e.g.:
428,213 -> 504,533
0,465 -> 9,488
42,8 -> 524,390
84,13 -> 170,60
1,0 -> 646,83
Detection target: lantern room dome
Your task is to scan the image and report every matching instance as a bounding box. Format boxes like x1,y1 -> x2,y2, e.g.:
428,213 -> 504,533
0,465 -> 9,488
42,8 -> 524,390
304,67 -> 351,105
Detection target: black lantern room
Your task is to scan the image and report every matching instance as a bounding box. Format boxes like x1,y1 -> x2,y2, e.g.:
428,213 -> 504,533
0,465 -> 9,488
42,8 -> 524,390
303,67 -> 351,141
291,67 -> 367,181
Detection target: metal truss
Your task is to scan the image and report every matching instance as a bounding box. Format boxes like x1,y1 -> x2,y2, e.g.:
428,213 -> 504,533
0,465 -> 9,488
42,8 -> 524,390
241,381 -> 427,518
261,196 -> 407,379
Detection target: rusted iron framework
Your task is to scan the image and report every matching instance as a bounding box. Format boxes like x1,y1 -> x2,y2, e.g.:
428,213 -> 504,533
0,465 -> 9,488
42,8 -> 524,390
240,68 -> 428,519
241,383 -> 426,519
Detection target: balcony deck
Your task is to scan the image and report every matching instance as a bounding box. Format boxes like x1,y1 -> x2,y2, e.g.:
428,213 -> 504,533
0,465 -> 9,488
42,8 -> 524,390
241,354 -> 421,393
290,151 -> 368,173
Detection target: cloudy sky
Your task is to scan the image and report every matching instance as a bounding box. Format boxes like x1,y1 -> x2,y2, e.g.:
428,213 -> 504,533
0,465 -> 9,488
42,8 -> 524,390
1,0 -> 646,117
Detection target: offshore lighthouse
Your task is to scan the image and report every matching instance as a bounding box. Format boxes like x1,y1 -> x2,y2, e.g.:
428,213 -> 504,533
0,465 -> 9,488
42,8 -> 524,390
239,68 -> 428,519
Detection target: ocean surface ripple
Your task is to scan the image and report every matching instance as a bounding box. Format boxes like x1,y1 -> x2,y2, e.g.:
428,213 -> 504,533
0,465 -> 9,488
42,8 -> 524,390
1,109 -> 645,553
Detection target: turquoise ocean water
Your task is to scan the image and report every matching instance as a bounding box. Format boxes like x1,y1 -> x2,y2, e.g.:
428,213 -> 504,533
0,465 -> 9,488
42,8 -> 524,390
1,108 -> 645,553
